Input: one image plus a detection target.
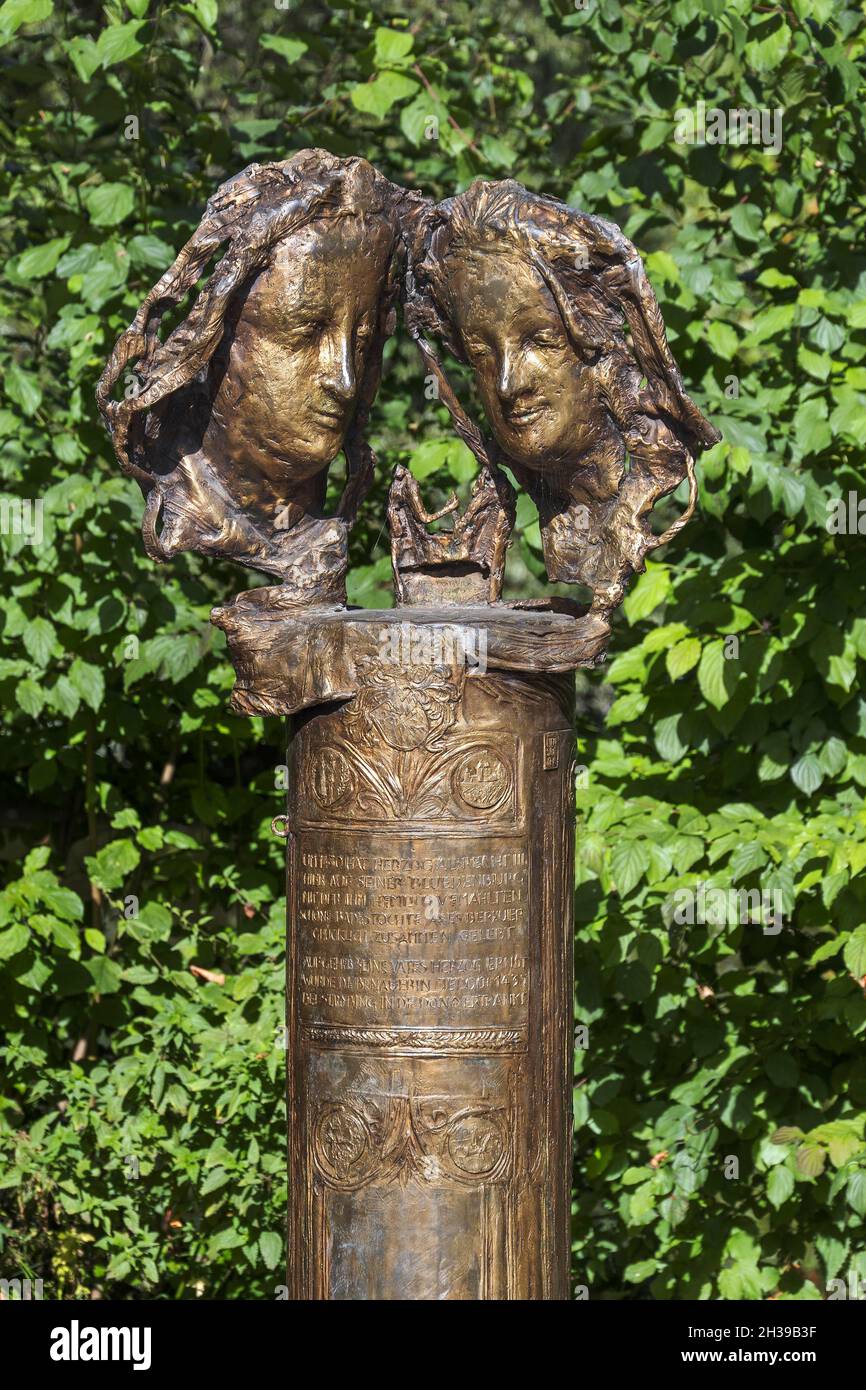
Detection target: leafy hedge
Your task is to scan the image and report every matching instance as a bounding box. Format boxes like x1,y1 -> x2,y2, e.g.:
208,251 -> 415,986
1,0 -> 864,1299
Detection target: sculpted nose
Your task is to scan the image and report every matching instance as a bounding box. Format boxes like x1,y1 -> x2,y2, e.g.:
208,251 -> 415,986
497,345 -> 531,405
322,333 -> 356,404
497,347 -> 517,402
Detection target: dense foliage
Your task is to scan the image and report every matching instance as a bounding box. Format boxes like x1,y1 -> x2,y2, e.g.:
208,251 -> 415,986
0,0 -> 864,1300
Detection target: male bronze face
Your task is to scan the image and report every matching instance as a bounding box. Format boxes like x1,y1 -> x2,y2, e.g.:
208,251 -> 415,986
97,150 -> 403,602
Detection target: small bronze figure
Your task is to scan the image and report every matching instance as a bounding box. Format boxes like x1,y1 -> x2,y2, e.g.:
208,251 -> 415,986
388,462 -> 514,606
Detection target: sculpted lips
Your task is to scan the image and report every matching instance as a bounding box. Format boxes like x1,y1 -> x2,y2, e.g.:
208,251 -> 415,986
310,404 -> 346,426
505,400 -> 546,426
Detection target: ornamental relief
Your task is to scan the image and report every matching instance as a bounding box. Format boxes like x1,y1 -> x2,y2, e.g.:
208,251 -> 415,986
301,732 -> 518,827
312,1092 -> 511,1191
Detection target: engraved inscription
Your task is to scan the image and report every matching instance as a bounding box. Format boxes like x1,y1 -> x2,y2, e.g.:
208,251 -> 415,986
543,732 -> 559,770
297,833 -> 530,1031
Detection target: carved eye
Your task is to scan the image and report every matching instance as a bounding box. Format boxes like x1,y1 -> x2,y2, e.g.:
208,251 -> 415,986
528,330 -> 561,350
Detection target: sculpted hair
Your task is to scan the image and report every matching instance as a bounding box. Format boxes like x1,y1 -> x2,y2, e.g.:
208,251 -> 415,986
96,149 -> 405,534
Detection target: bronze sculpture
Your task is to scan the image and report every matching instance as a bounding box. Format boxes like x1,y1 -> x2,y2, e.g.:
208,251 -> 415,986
98,153 -> 719,1300
403,179 -> 720,618
97,150 -> 405,606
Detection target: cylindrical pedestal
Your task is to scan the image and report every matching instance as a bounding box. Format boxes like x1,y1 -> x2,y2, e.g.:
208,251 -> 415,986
284,653 -> 576,1300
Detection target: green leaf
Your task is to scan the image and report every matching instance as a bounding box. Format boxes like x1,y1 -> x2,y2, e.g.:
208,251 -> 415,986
819,736 -> 847,777
200,1167 -> 231,1195
192,0 -> 218,30
82,183 -> 136,227
0,0 -> 53,45
846,1170 -> 866,1217
0,920 -> 30,960
666,637 -> 701,680
623,564 -> 671,623
259,1231 -> 282,1269
610,840 -> 650,896
84,955 -> 123,994
259,34 -> 307,63
697,640 -> 731,709
446,439 -> 476,483
728,840 -> 767,881
61,35 -> 100,82
373,26 -> 414,67
606,690 -> 648,726
5,363 -> 42,415
17,235 -> 71,278
706,321 -> 738,358
209,1227 -> 245,1255
480,134 -> 518,170
790,753 -> 823,796
794,399 -> 831,456
23,617 -> 57,666
654,714 -> 687,763
128,234 -> 173,269
730,203 -> 762,243
87,839 -> 140,893
41,881 -> 83,921
51,675 -> 80,719
96,19 -> 146,67
69,658 -> 105,711
350,72 -> 419,118
16,678 -> 44,717
745,19 -> 791,72
843,924 -> 866,980
409,439 -> 451,480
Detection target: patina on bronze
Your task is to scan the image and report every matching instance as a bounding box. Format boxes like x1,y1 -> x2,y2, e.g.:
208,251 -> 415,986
99,153 -> 719,1301
404,178 -> 721,618
96,150 -> 406,606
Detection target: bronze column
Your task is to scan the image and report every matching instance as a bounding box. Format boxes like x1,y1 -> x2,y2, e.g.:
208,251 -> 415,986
239,606 -> 587,1300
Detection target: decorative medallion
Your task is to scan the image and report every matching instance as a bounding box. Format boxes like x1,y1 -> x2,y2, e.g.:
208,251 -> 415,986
308,746 -> 356,810
314,1103 -> 370,1183
447,1112 -> 507,1176
451,747 -> 512,812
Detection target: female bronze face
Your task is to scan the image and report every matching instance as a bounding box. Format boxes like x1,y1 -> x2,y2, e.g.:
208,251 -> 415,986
404,178 -> 720,615
206,214 -> 395,489
444,248 -> 619,490
97,150 -> 404,603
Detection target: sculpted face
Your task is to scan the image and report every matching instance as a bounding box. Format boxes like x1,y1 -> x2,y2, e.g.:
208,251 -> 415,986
446,249 -> 611,479
207,215 -> 394,488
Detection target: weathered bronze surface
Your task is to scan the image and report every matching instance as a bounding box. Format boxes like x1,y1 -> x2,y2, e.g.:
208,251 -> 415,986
285,635 -> 575,1299
97,150 -> 406,605
99,152 -> 719,1300
404,178 -> 720,618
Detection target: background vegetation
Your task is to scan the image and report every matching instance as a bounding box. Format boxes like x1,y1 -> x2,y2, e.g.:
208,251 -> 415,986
1,0 -> 865,1300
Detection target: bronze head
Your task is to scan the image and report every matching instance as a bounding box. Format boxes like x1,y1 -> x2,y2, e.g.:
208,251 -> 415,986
97,149 -> 405,604
404,178 -> 720,615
